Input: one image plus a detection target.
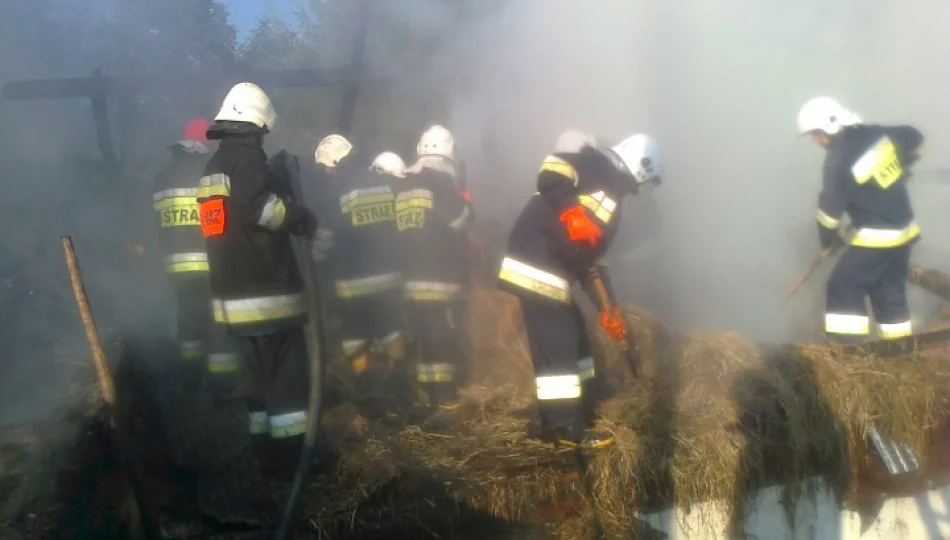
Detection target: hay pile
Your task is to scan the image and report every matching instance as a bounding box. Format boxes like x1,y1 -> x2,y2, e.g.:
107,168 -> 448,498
299,289 -> 950,539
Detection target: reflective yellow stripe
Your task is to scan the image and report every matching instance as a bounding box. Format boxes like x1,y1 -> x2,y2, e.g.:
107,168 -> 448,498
270,410 -> 307,438
536,374 -> 582,401
878,320 -> 913,340
258,193 -> 288,230
816,209 -> 840,229
825,313 -> 870,335
164,252 -> 209,274
208,352 -> 239,373
212,293 -> 306,324
336,272 -> 400,298
180,340 -> 205,360
394,189 -> 433,212
540,155 -> 578,185
498,256 -> 571,303
340,187 -> 395,213
417,362 -> 455,383
197,173 -> 231,199
249,411 -> 269,435
404,281 -> 462,301
578,357 -> 596,381
153,187 -> 198,202
849,222 -> 920,248
342,339 -> 366,356
578,191 -> 616,224
851,136 -> 903,189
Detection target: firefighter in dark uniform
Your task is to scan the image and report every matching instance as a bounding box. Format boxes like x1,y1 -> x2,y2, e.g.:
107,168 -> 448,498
498,131 -> 663,449
320,141 -> 409,411
398,125 -> 473,410
797,96 -> 923,342
196,82 -> 318,486
151,117 -> 239,391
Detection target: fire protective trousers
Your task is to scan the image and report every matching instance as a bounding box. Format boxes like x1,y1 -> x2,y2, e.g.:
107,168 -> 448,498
234,327 -> 310,440
825,244 -> 914,340
174,278 -> 239,388
339,289 -> 405,361
518,293 -> 599,431
404,299 -> 467,405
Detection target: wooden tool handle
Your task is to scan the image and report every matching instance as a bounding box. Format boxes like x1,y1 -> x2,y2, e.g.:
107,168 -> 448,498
61,236 -> 116,406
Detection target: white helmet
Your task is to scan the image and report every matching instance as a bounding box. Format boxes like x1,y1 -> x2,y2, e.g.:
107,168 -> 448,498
213,82 -> 277,131
315,134 -> 354,167
370,151 -> 406,178
797,96 -> 862,136
610,134 -> 662,185
417,124 -> 455,161
555,129 -> 597,153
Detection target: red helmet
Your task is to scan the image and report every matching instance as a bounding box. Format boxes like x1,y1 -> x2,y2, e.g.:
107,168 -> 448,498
182,117 -> 211,145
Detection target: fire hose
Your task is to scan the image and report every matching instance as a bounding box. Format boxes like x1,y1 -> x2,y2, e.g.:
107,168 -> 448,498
274,159 -> 327,540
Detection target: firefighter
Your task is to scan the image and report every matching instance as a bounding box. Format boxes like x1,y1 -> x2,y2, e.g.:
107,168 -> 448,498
497,131 -> 662,449
322,142 -> 408,412
398,125 -> 473,411
797,96 -> 923,343
151,117 -> 239,392
196,82 -> 318,486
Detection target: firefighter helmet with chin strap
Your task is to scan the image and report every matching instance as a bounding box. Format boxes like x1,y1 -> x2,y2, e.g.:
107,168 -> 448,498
417,124 -> 455,161
370,151 -> 406,178
610,134 -> 662,186
213,82 -> 277,132
315,134 -> 354,167
797,96 -> 862,136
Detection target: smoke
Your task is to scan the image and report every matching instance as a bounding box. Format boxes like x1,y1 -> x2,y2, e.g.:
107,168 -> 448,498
439,0 -> 950,343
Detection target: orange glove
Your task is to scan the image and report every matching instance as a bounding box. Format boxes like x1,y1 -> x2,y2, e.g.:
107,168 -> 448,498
559,205 -> 602,247
599,306 -> 627,342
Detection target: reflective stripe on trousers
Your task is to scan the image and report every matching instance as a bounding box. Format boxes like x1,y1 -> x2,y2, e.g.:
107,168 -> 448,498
498,256 -> 571,303
824,313 -> 870,336
535,374 -> 582,401
336,272 -> 400,298
249,411 -> 269,435
270,410 -> 307,438
165,252 -> 209,274
417,362 -> 455,383
878,320 -> 913,339
404,281 -> 462,301
207,352 -> 239,373
212,293 -> 306,324
180,340 -> 205,360
577,357 -> 595,381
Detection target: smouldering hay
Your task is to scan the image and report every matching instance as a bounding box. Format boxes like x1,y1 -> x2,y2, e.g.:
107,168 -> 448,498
296,290 -> 950,539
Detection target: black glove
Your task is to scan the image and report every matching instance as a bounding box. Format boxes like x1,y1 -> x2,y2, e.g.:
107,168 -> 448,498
293,206 -> 319,237
818,224 -> 845,251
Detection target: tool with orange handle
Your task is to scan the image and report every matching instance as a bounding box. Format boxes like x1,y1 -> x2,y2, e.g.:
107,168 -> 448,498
588,265 -> 639,378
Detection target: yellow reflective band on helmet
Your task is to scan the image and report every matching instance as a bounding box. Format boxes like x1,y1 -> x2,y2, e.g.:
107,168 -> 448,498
578,191 -> 617,224
164,252 -> 209,274
849,222 -> 920,248
816,209 -> 840,229
498,256 -> 571,303
540,155 -> 578,185
335,272 -> 400,298
404,281 -> 462,301
249,411 -> 269,435
878,320 -> 913,340
270,410 -> 307,438
824,313 -> 870,335
212,293 -> 307,324
197,173 -> 231,199
207,352 -> 239,373
416,362 -> 455,383
535,374 -> 582,401
258,193 -> 287,231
